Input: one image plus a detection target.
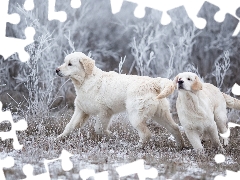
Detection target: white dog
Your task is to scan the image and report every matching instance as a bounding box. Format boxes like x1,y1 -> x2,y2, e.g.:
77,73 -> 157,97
56,52 -> 184,148
174,72 -> 240,150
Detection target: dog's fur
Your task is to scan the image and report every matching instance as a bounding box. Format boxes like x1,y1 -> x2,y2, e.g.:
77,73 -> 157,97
174,72 -> 240,150
56,52 -> 184,148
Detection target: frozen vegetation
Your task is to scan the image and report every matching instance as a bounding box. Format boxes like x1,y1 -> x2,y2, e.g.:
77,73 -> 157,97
0,0 -> 240,179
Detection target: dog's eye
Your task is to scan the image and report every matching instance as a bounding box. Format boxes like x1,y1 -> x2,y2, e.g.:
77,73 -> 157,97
187,78 -> 191,81
68,63 -> 72,66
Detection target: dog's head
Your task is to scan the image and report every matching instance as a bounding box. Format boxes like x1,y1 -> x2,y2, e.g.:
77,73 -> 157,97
56,52 -> 95,79
173,72 -> 203,92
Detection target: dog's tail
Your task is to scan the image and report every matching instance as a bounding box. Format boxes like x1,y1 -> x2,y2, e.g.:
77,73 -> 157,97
222,93 -> 240,110
156,78 -> 175,99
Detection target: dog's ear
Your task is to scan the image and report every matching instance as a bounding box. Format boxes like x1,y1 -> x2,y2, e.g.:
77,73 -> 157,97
80,57 -> 95,75
173,74 -> 179,89
191,75 -> 202,91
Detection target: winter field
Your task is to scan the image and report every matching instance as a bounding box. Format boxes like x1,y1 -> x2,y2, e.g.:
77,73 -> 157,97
1,0 -> 240,179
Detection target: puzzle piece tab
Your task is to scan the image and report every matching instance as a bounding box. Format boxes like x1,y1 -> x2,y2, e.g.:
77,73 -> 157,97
0,156 -> 14,180
197,1 -> 239,37
214,154 -> 240,179
116,159 -> 158,180
0,101 -> 28,150
21,149 -> 73,180
79,169 -> 108,180
0,0 -> 35,62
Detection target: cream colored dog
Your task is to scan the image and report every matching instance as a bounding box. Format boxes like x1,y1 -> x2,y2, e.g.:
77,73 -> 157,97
174,72 -> 240,150
56,52 -> 184,148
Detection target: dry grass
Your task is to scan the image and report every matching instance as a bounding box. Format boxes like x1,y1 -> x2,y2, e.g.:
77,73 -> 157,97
1,110 -> 240,180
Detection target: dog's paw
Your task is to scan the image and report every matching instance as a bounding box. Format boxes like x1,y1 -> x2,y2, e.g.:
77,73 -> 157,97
95,129 -> 112,136
220,137 -> 229,146
136,140 -> 147,149
176,143 -> 186,151
56,133 -> 67,141
194,148 -> 205,156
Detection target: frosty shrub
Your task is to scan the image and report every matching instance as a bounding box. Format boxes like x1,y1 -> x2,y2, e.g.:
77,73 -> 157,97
213,50 -> 230,89
129,22 -> 159,76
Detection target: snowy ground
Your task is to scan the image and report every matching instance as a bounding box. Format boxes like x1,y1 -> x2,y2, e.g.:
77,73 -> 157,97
1,111 -> 240,180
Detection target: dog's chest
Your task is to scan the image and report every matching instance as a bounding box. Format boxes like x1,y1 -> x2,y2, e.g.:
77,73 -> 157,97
177,92 -> 214,123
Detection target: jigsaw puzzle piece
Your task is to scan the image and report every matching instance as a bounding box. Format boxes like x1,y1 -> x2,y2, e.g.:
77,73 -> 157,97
0,156 -> 14,180
236,7 -> 240,18
6,0 -> 25,39
46,149 -> 74,179
58,149 -> 73,171
116,159 -> 158,180
55,0 -> 112,22
0,0 -> 20,40
21,149 -> 73,179
7,0 -> 66,40
21,164 -> 50,180
197,1 -> 239,37
0,101 -> 28,149
0,26 -> 35,62
167,5 -> 195,33
115,0 -> 164,30
79,169 -> 108,180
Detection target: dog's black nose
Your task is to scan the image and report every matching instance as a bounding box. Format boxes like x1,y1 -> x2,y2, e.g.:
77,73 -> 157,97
178,80 -> 184,84
56,68 -> 60,73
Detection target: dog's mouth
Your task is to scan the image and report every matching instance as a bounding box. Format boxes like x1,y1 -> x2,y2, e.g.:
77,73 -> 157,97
178,84 -> 185,90
56,71 -> 64,77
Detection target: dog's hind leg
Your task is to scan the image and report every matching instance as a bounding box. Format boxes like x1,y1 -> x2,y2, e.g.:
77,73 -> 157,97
57,109 -> 89,139
207,125 -> 223,150
128,112 -> 152,146
214,107 -> 229,146
153,109 -> 185,150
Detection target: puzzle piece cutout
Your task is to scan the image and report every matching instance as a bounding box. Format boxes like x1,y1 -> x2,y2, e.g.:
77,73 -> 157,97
3,0 -> 77,62
214,83 -> 240,179
0,156 -> 14,180
0,0 -> 35,62
112,0 -> 240,33
24,0 -> 34,11
232,83 -> 240,96
1,0 -> 240,179
197,1 -> 239,37
0,101 -> 28,150
71,0 -> 81,8
21,149 -> 73,180
116,159 -> 158,180
219,122 -> 240,139
219,84 -> 240,138
48,0 -> 67,22
214,154 -> 240,180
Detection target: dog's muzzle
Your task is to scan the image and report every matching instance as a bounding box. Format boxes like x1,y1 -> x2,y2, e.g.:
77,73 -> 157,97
178,80 -> 184,89
56,68 -> 63,77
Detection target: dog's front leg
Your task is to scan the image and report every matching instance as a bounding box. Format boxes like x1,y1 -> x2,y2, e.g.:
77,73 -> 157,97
57,109 -> 89,139
94,112 -> 112,135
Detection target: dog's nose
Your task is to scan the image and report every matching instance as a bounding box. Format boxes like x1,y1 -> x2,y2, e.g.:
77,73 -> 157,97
56,68 -> 60,73
178,80 -> 184,84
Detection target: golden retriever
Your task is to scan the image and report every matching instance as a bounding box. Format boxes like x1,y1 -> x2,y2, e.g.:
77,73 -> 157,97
55,52 -> 185,148
173,72 -> 240,150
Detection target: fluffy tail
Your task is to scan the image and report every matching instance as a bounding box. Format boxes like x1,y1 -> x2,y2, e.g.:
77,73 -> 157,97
156,78 -> 175,99
222,93 -> 240,110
